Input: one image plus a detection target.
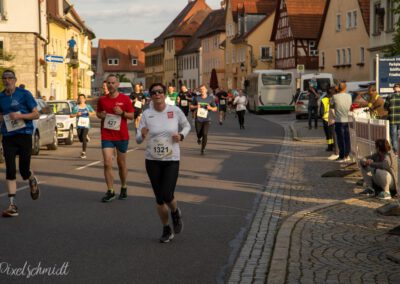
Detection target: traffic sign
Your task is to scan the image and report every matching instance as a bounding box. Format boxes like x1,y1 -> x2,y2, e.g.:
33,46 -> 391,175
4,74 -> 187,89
297,64 -> 305,74
45,55 -> 64,63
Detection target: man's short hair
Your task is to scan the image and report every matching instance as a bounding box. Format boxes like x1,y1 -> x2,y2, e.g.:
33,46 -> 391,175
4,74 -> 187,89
338,82 -> 347,92
2,69 -> 16,78
393,83 -> 400,88
106,74 -> 119,82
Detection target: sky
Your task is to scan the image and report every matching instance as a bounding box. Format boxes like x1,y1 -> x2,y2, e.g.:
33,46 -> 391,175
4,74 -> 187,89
72,0 -> 223,46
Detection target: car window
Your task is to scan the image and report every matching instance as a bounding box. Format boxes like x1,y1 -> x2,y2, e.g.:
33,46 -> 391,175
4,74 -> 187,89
47,102 -> 71,115
298,92 -> 309,101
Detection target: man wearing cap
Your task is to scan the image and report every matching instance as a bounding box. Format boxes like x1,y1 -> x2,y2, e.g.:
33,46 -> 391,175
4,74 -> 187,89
384,83 -> 400,153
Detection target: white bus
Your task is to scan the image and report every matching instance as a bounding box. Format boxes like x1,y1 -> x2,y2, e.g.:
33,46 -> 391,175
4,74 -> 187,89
245,70 -> 295,113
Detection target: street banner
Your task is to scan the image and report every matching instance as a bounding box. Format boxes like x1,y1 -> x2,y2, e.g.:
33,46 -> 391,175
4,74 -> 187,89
378,56 -> 400,93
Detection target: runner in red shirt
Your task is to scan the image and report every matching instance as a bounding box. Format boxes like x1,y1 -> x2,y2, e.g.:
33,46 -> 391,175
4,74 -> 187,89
96,74 -> 134,202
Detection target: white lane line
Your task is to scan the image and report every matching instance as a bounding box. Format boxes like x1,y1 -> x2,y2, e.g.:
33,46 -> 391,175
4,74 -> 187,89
75,147 -> 139,171
76,161 -> 101,171
0,182 -> 45,198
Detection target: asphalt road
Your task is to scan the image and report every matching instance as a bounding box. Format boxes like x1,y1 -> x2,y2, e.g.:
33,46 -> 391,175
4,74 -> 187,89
0,110 -> 285,284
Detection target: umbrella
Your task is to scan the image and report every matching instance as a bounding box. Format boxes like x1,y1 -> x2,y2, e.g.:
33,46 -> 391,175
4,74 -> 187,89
209,68 -> 219,94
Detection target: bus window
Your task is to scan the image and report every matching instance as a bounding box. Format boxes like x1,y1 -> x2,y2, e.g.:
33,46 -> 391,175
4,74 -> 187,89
304,79 -> 331,92
261,74 -> 292,85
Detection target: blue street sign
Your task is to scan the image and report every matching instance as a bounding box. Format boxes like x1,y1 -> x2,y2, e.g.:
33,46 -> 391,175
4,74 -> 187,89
45,55 -> 64,63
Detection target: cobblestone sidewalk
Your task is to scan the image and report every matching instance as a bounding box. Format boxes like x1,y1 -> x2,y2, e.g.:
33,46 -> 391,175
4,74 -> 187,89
228,117 -> 400,283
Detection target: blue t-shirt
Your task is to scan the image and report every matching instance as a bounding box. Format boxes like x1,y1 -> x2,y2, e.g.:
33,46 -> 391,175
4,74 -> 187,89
0,87 -> 37,136
192,94 -> 216,122
72,104 -> 94,129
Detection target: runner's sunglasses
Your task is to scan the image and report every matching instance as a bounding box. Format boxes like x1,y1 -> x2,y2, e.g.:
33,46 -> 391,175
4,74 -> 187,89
150,89 -> 164,95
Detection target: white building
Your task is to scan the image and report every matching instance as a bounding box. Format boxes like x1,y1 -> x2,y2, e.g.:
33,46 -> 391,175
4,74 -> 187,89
0,0 -> 47,96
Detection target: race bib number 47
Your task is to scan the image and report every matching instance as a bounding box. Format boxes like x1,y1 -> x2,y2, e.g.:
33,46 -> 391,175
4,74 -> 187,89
104,114 -> 121,131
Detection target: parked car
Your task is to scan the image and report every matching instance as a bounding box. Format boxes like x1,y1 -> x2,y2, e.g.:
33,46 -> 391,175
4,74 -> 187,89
47,100 -> 77,145
294,91 -> 325,119
118,82 -> 133,96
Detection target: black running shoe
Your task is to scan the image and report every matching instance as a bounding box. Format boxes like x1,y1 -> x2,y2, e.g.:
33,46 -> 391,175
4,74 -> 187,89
118,187 -> 127,200
29,176 -> 40,200
197,138 -> 202,145
160,225 -> 174,243
171,208 -> 183,234
101,190 -> 115,202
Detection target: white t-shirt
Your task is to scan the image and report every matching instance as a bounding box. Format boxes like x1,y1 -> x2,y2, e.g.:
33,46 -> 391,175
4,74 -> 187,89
136,104 -> 191,161
234,95 -> 247,111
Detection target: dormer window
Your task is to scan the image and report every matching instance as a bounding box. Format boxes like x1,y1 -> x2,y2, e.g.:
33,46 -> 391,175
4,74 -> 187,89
132,59 -> 138,66
107,59 -> 119,65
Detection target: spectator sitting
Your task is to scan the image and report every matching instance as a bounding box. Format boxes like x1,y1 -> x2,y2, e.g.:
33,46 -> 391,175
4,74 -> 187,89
359,139 -> 398,200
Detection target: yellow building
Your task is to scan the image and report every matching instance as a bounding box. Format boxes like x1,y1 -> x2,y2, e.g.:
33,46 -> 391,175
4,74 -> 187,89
318,0 -> 370,81
225,0 -> 276,90
46,0 -> 95,100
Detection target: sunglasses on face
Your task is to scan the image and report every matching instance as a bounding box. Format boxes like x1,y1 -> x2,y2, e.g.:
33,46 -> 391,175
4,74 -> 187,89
150,89 -> 164,96
2,77 -> 15,80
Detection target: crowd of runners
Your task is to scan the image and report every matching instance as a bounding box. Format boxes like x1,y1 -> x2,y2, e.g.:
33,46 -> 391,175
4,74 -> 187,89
0,70 -> 248,243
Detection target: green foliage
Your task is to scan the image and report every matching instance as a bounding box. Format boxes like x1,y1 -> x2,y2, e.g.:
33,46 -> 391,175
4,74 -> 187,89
116,73 -> 130,82
386,1 -> 400,56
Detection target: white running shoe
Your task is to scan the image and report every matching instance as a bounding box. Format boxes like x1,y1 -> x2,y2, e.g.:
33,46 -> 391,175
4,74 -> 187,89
328,154 -> 339,160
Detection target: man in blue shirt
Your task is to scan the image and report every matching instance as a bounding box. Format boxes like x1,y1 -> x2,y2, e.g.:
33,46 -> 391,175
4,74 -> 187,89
0,70 -> 40,217
190,84 -> 217,154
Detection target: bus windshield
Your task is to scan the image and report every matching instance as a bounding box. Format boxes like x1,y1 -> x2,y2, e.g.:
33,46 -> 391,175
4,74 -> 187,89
261,73 -> 292,86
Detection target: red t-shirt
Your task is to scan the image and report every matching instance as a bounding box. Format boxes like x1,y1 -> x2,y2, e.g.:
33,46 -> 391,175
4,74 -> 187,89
97,93 -> 134,141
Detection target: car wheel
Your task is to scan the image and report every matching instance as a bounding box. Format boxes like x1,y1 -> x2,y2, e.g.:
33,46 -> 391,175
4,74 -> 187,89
65,126 -> 74,145
47,128 -> 58,150
32,132 -> 40,155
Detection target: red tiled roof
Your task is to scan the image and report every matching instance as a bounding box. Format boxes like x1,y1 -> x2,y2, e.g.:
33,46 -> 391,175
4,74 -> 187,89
98,39 -> 145,72
168,9 -> 211,38
271,0 -> 328,40
231,0 -> 274,22
358,0 -> 370,35
144,0 -> 210,51
198,9 -> 226,39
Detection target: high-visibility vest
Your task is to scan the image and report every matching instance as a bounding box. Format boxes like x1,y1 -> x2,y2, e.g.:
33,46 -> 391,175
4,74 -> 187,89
321,97 -> 330,121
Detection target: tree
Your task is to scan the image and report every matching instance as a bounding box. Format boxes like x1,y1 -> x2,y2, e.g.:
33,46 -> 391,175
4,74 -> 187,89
116,73 -> 130,83
386,1 -> 400,56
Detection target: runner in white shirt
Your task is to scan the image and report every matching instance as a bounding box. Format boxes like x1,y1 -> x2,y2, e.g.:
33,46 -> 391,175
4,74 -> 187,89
136,83 -> 191,243
233,89 -> 248,129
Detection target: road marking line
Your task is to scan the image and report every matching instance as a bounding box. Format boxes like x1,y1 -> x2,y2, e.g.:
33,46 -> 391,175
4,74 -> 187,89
75,147 -> 139,171
76,161 -> 101,171
0,182 -> 45,198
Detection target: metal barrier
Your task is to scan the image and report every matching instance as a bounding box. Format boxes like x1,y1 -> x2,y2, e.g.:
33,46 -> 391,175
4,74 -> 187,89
348,109 -> 390,161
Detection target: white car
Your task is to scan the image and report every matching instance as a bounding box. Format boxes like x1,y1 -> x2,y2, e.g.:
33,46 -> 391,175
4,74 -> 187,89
47,100 -> 77,145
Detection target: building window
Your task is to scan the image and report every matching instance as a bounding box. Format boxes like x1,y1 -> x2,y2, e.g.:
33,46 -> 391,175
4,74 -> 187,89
309,41 -> 318,56
347,48 -> 351,64
336,14 -> 342,31
342,49 -> 346,65
107,58 -> 119,65
320,52 -> 325,68
336,49 -> 341,65
387,0 -> 395,32
0,39 -> 4,59
0,0 -> 7,20
360,47 -> 365,63
346,10 -> 357,29
374,2 -> 385,34
132,59 -> 138,66
260,46 -> 271,60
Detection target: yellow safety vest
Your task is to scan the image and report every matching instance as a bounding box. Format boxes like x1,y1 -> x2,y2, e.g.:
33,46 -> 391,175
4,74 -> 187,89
321,97 -> 330,121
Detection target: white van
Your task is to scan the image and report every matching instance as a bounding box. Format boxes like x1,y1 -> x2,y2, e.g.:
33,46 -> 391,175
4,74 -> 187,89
118,82 -> 133,96
300,73 -> 334,93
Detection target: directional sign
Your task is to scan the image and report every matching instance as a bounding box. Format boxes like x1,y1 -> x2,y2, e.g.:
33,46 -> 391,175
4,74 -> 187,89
45,55 -> 64,63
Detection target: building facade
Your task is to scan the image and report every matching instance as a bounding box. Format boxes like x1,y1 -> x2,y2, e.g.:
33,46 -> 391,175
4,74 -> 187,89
271,0 -> 328,74
318,0 -> 370,81
0,0 -> 47,97
95,39 -> 145,90
369,0 -> 398,80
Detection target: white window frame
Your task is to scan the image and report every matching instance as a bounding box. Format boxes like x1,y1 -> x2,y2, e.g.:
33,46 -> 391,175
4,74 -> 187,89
132,59 -> 138,66
336,13 -> 342,31
336,49 -> 341,65
347,48 -> 351,64
342,49 -> 346,65
360,46 -> 365,63
107,58 -> 119,65
260,46 -> 272,60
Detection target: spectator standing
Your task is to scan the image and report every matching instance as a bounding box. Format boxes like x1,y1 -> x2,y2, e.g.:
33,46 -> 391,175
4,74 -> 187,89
384,83 -> 400,153
308,82 -> 320,129
331,82 -> 352,162
321,88 -> 334,151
